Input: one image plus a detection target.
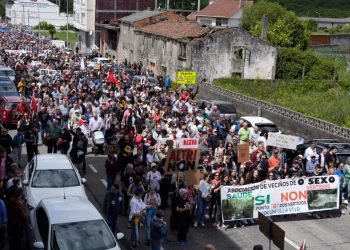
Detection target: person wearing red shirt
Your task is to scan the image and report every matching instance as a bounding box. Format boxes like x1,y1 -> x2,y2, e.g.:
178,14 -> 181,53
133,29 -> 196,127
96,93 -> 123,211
15,97 -> 29,116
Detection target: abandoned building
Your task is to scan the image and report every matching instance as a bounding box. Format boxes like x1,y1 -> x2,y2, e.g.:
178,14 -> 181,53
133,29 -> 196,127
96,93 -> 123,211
128,19 -> 277,81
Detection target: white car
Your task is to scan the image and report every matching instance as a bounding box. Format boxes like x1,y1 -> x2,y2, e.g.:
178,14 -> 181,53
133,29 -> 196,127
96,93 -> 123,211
232,116 -> 282,134
28,197 -> 121,250
23,154 -> 87,209
0,67 -> 15,81
87,57 -> 110,68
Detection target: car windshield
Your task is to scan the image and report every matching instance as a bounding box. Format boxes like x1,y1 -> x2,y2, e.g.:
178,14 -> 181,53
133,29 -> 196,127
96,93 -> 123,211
216,104 -> 236,114
31,169 -> 80,188
4,102 -> 18,109
51,220 -> 116,250
257,124 -> 279,133
0,86 -> 16,92
0,70 -> 15,76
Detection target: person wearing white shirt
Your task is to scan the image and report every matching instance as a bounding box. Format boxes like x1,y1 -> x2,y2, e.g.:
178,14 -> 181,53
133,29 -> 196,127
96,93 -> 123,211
195,174 -> 211,227
146,163 -> 161,191
89,113 -> 104,131
129,188 -> 147,248
146,148 -> 160,168
304,143 -> 319,162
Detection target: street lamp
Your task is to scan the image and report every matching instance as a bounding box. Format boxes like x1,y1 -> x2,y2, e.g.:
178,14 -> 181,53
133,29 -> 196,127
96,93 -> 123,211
66,0 -> 68,47
315,11 -> 320,31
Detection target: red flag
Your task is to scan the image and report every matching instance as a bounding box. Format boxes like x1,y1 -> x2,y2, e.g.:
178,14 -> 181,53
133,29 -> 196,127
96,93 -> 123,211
107,69 -> 121,86
299,240 -> 306,250
31,90 -> 37,113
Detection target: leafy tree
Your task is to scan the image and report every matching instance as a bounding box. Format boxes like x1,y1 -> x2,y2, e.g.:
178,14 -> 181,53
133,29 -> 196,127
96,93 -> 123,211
251,11 -> 309,50
33,21 -> 52,30
0,0 -> 5,19
304,19 -> 318,32
240,0 -> 286,31
47,24 -> 56,39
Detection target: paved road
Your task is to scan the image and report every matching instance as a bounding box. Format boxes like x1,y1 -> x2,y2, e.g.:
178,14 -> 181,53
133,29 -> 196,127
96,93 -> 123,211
12,130 -> 350,250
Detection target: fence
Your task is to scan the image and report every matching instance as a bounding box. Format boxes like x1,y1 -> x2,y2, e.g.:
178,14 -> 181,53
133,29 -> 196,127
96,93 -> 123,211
198,82 -> 350,141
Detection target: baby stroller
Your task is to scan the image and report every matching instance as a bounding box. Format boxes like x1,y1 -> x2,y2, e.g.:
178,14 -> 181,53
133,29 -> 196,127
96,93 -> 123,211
92,130 -> 105,154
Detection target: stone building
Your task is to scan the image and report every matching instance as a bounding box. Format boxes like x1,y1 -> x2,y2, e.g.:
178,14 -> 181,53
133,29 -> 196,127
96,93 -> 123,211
117,10 -> 184,63
132,20 -> 277,82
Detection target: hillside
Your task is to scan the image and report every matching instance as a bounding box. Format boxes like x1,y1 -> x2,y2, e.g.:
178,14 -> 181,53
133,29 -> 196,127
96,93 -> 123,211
266,0 -> 350,18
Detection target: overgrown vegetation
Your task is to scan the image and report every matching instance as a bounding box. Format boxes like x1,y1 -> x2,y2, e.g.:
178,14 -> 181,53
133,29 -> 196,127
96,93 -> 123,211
0,0 -> 5,19
265,0 -> 350,18
59,23 -> 75,31
276,48 -> 335,80
214,78 -> 350,128
241,1 -> 309,50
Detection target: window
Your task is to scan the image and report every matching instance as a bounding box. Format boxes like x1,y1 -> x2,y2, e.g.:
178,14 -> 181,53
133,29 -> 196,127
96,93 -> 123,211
36,207 -> 49,247
216,18 -> 228,26
200,19 -> 212,26
81,13 -> 85,25
179,43 -> 186,59
31,169 -> 80,188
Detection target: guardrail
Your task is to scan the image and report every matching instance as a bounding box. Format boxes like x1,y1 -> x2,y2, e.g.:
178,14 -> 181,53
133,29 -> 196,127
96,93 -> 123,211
199,82 -> 350,140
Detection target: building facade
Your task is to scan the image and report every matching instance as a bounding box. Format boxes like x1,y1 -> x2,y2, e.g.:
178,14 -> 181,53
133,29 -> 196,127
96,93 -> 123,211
131,20 -> 276,81
73,0 -> 96,52
187,0 -> 252,27
6,0 -> 73,27
117,11 -> 184,63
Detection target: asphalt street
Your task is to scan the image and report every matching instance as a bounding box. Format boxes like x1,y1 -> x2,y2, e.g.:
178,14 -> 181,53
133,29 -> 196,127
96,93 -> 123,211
11,130 -> 350,250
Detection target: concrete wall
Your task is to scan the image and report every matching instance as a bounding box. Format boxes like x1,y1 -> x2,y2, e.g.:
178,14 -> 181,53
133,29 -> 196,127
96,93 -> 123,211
134,32 -> 186,80
117,24 -> 135,63
188,28 -> 277,82
198,84 -> 350,142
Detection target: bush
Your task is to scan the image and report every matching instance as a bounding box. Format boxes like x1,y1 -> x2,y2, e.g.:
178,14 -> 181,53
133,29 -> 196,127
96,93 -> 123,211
276,48 -> 336,80
213,77 -> 350,128
60,23 -> 75,31
33,21 -> 54,30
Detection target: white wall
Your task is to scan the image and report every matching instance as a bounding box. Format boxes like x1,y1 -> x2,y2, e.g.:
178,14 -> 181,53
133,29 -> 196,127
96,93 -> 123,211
73,0 -> 95,32
6,0 -> 73,27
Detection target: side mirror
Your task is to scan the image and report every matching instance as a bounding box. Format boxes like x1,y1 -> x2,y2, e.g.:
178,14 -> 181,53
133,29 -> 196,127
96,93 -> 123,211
33,241 -> 45,249
116,232 -> 124,240
81,178 -> 87,184
23,180 -> 29,186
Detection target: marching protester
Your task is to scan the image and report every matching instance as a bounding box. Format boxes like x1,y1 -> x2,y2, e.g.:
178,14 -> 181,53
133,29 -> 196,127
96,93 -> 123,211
0,24 -> 347,250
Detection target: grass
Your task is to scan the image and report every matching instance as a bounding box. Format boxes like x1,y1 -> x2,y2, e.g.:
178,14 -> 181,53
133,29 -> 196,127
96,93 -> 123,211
213,77 -> 350,128
40,31 -> 77,47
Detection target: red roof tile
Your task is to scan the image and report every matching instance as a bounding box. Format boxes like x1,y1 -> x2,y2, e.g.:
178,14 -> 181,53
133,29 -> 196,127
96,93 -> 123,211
188,0 -> 253,19
136,20 -> 212,40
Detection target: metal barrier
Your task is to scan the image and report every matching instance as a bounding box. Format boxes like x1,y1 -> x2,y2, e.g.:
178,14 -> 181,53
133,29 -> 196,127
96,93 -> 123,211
199,82 -> 350,140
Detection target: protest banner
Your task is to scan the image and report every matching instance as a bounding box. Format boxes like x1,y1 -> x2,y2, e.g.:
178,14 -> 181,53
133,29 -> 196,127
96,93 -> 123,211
164,149 -> 200,173
267,133 -> 304,150
220,175 -> 339,221
237,143 -> 250,163
178,138 -> 199,149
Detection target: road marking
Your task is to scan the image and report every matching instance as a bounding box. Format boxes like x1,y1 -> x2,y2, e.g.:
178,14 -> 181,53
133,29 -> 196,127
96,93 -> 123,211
285,237 -> 300,249
100,179 -> 107,188
88,164 -> 98,173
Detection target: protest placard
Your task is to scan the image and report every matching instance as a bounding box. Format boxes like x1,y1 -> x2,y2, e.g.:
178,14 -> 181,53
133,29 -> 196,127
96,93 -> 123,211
220,175 -> 340,221
178,138 -> 199,149
164,149 -> 200,174
267,133 -> 304,150
237,143 -> 250,163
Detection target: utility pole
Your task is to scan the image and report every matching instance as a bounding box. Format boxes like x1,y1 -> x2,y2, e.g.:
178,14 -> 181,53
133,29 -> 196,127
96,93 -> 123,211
27,9 -> 29,28
22,4 -> 25,27
197,0 -> 201,11
66,0 -> 69,47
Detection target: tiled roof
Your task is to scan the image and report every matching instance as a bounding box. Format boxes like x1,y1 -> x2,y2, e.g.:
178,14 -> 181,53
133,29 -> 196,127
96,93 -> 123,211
188,0 -> 253,19
120,10 -> 165,23
136,20 -> 212,40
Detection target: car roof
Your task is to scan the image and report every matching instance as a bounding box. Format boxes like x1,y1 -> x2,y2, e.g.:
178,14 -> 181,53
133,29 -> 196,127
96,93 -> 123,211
34,154 -> 73,170
2,96 -> 21,102
39,197 -> 102,224
95,57 -> 109,60
241,116 -> 275,124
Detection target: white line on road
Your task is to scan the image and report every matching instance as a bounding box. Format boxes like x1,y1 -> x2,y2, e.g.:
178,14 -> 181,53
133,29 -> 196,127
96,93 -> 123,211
100,179 -> 107,188
285,237 -> 300,249
88,164 -> 98,173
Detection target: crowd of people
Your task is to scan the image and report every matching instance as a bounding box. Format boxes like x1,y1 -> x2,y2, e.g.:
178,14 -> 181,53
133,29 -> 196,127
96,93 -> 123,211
0,25 -> 348,250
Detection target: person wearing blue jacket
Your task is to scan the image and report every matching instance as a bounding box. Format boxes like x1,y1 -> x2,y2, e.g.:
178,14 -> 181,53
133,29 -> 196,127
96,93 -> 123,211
150,210 -> 167,250
103,183 -> 124,235
165,75 -> 171,92
0,199 -> 7,249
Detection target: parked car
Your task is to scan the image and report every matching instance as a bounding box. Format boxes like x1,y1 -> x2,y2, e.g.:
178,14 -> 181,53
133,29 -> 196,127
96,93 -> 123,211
295,141 -> 350,164
198,99 -> 237,120
87,57 -> 110,68
0,67 -> 15,81
0,76 -> 18,97
28,196 -> 121,250
22,154 -> 87,209
0,96 -> 31,126
232,116 -> 281,133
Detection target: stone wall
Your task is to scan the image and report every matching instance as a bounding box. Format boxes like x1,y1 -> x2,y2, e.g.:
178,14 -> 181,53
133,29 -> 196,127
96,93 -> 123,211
198,83 -> 350,142
187,28 -> 277,82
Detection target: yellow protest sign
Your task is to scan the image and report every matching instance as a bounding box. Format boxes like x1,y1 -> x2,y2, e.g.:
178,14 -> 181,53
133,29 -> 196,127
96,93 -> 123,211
177,71 -> 197,84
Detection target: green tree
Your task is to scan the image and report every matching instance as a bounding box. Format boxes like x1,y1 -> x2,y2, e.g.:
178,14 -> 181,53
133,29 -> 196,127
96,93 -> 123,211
0,0 -> 5,19
251,11 -> 309,50
240,0 -> 286,31
60,23 -> 75,31
47,24 -> 56,39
